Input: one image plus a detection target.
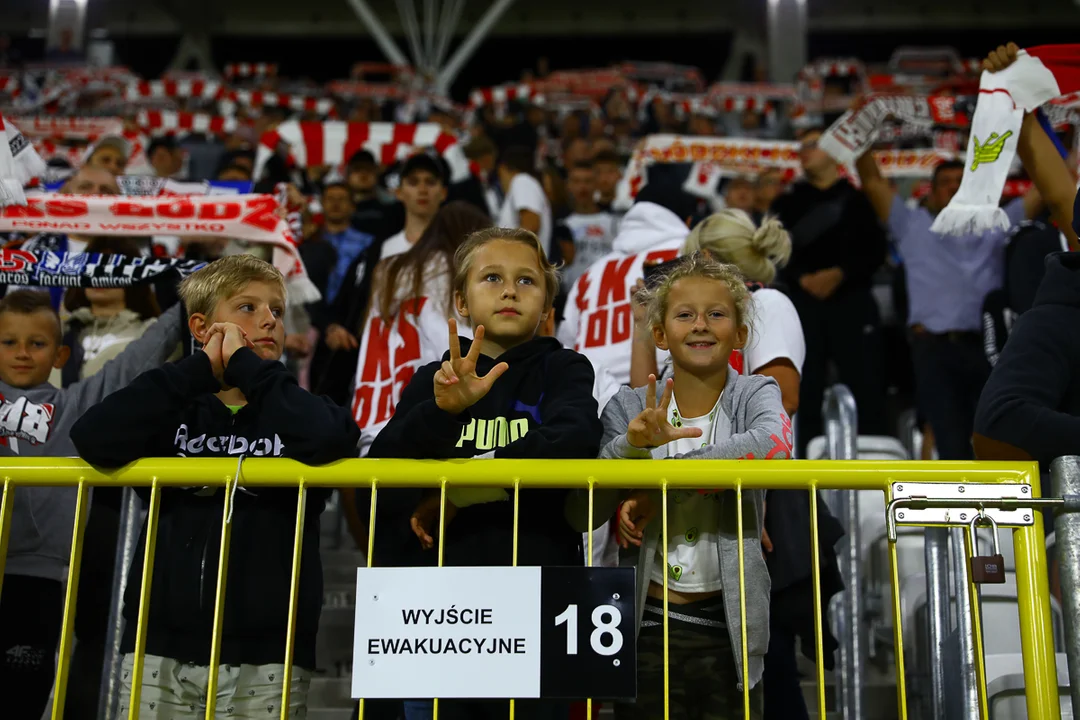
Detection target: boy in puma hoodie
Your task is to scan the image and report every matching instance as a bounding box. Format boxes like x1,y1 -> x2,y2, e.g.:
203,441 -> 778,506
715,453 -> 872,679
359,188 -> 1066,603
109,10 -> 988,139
71,255 -> 360,718
369,227 -> 602,720
0,289 -> 183,718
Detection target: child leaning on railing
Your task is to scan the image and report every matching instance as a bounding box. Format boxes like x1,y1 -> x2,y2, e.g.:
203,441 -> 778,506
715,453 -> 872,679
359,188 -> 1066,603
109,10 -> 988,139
567,253 -> 792,720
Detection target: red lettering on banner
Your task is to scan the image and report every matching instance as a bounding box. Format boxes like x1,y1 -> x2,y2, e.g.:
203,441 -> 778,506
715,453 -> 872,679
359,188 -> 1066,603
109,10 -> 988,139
157,200 -> 195,219
585,311 -> 608,348
197,202 -> 242,221
109,201 -> 154,218
352,385 -> 373,424
575,272 -> 592,315
241,196 -> 280,232
0,250 -> 36,272
360,318 -> 392,383
611,303 -> 632,343
375,387 -> 396,426
2,201 -> 45,219
44,199 -> 87,217
598,257 -> 634,307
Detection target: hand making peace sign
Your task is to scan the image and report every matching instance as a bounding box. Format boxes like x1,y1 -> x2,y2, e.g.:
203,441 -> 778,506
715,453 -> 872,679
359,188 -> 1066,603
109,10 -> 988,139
626,374 -> 705,449
433,318 -> 510,415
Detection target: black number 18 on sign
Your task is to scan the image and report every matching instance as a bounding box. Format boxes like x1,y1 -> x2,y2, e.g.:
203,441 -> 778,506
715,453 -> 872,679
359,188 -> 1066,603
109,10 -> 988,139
539,567 -> 636,699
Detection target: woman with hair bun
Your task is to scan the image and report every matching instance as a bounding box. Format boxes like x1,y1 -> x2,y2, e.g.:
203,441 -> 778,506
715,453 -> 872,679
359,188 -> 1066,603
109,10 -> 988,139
631,208 -> 803,418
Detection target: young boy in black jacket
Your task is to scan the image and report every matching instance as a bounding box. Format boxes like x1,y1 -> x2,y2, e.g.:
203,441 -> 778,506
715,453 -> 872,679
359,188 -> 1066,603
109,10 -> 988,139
368,227 -> 601,720
71,254 -> 360,718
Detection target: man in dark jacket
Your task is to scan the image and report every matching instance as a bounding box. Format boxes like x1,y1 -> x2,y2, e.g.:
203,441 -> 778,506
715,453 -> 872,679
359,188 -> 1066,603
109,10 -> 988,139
974,251 -> 1080,467
772,128 -> 888,454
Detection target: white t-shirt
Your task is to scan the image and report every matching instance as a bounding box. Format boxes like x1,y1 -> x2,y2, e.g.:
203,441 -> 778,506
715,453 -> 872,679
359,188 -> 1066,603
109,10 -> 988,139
498,173 -> 552,257
650,392 -> 724,593
379,230 -> 411,261
561,212 -> 619,290
558,240 -> 683,387
734,288 -> 806,375
354,255 -> 472,455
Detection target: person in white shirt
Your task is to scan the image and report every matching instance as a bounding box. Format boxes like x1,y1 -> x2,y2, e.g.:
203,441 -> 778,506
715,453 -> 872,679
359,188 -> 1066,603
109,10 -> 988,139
324,154 -> 448,354
559,160 -> 619,290
380,153 -> 449,261
496,146 -> 552,257
558,183 -> 707,387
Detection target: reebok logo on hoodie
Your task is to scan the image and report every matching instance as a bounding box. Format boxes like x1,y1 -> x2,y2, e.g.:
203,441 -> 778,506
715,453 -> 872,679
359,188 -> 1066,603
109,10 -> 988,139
173,423 -> 285,457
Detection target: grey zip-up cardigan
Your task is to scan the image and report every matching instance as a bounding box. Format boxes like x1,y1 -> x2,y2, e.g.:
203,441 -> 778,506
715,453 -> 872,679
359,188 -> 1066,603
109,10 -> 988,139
565,367 -> 789,690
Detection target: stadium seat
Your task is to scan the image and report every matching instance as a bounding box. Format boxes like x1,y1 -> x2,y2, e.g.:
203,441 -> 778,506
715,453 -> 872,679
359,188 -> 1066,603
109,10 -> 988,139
987,653 -> 1073,719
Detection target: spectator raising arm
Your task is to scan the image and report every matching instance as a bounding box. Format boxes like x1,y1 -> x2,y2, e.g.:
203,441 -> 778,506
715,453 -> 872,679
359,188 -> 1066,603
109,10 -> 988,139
854,150 -> 895,225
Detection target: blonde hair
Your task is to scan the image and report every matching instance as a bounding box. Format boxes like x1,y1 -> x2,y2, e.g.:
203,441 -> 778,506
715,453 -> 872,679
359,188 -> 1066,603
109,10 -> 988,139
178,254 -> 286,317
639,253 -> 752,334
682,209 -> 791,284
453,227 -> 559,309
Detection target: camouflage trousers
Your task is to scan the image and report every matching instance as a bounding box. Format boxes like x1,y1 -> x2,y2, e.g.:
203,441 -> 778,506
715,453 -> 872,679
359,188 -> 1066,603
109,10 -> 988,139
116,653 -> 311,719
615,596 -> 763,720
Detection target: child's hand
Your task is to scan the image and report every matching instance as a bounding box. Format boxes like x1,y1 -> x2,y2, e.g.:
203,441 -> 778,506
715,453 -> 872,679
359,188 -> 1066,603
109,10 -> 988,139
626,375 -> 704,449
433,319 -> 509,415
207,323 -> 255,367
410,494 -> 459,550
618,492 -> 657,548
202,330 -> 225,386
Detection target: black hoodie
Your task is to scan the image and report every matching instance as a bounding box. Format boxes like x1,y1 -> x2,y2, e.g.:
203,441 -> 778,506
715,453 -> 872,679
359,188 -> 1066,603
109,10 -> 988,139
367,336 -> 602,567
975,252 -> 1080,468
71,348 -> 361,668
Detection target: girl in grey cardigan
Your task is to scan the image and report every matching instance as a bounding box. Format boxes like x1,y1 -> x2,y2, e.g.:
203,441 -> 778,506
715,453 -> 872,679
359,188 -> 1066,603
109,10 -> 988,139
567,253 -> 791,719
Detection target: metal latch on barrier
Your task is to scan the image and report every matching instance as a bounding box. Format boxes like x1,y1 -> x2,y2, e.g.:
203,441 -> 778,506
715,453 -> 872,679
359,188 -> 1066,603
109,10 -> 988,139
887,482 -> 1037,541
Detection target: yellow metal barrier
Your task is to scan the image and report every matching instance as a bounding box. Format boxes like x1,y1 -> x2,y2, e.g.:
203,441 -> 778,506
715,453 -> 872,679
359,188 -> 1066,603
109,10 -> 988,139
0,458 -> 1059,720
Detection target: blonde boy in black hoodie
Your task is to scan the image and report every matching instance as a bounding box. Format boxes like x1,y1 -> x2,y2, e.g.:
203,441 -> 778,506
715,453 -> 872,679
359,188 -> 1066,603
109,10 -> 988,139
72,254 -> 360,718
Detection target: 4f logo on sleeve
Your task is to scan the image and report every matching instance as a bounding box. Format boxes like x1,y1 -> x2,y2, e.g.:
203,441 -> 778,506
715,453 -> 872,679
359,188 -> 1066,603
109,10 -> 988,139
0,395 -> 56,453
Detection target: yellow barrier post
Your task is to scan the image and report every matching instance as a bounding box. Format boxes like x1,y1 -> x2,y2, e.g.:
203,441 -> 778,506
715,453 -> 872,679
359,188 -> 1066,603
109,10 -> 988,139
809,484 -> 827,719
0,478 -> 16,600
280,481 -> 308,719
885,484 -> 910,720
661,480 -> 669,720
128,481 -> 162,719
358,479 -> 378,720
1014,494 -> 1060,716
735,484 -> 749,720
51,480 -> 91,720
204,475 -> 236,719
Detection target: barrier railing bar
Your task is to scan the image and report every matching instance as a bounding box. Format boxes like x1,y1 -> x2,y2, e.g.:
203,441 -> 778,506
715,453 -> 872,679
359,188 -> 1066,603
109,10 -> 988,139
963,524 -> 992,718
1051,456 -> 1080,719
51,479 -> 90,720
886,482 -> 910,720
736,483 -> 748,719
823,384 -> 862,720
204,473 -> 236,719
0,478 -> 15,600
923,527 -> 950,719
128,481 -> 161,719
810,482 -> 827,719
661,479 -> 670,720
0,457 -> 1039,489
358,478 -> 378,720
280,480 -> 308,719
948,525 -> 981,718
100,487 -> 142,720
